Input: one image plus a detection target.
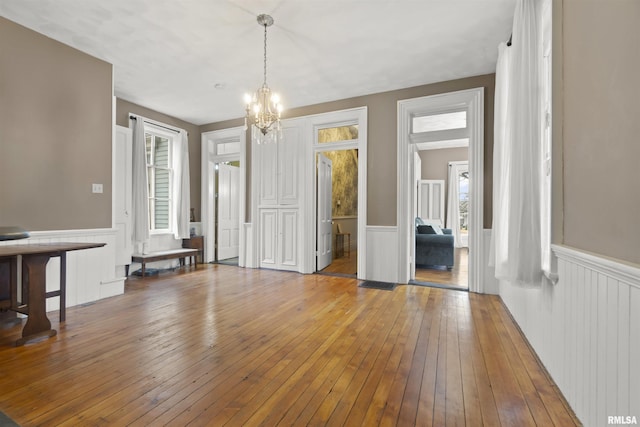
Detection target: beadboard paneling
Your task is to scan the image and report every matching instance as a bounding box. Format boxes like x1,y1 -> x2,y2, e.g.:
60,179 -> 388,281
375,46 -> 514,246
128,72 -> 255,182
0,228 -> 123,312
499,244 -> 640,427
365,226 -> 398,283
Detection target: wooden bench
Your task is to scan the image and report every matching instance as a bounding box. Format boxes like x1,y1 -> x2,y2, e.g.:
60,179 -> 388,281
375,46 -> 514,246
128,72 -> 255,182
131,248 -> 199,277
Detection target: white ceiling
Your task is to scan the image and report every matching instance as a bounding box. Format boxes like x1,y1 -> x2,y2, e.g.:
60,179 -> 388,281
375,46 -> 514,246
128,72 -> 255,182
0,0 -> 515,126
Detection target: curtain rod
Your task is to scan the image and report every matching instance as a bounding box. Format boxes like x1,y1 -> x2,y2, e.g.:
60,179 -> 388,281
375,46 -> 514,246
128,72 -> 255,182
129,115 -> 184,134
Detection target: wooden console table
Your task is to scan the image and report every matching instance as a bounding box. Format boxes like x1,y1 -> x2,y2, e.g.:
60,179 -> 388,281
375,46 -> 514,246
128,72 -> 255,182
0,242 -> 105,346
182,235 -> 204,264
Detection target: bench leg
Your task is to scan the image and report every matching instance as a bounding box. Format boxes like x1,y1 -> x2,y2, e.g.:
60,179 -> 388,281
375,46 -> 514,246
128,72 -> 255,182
141,262 -> 146,277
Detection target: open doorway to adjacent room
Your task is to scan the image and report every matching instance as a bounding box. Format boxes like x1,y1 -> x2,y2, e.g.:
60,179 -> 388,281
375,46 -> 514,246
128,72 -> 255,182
214,160 -> 241,266
201,127 -> 246,266
316,148 -> 359,277
398,88 -> 484,292
311,113 -> 364,278
414,146 -> 469,290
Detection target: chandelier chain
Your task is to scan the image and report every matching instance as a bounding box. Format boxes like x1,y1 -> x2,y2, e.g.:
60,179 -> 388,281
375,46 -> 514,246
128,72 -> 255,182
263,23 -> 268,86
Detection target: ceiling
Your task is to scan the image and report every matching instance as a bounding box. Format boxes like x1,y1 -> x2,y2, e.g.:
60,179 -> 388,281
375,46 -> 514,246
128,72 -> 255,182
0,0 -> 516,126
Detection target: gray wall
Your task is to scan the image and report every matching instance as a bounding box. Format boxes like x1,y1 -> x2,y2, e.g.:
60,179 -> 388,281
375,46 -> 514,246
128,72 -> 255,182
420,147 -> 469,182
560,0 -> 640,264
0,17 -> 112,230
202,74 -> 496,228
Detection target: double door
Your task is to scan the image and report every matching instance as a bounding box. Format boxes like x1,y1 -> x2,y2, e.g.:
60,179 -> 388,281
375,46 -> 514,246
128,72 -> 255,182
256,121 -> 302,271
259,209 -> 298,270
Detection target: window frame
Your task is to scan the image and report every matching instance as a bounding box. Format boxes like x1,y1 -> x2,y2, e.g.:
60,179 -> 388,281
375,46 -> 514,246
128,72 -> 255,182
144,124 -> 176,235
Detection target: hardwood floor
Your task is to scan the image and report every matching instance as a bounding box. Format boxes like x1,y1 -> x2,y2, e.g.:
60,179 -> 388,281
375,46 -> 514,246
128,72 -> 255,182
415,248 -> 469,289
0,265 -> 579,426
320,249 -> 358,277
321,249 -> 357,276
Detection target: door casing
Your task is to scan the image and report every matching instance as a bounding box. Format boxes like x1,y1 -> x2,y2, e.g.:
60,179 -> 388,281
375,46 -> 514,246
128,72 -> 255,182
201,127 -> 246,264
397,88 -> 484,292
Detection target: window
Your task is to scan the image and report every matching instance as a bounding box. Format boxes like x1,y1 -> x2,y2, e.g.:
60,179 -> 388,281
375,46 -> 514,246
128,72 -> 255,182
412,110 -> 466,133
318,124 -> 358,143
459,170 -> 469,234
145,126 -> 174,232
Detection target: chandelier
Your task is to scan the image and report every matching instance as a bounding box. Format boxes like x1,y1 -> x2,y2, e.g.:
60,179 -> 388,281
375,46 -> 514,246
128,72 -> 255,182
244,14 -> 283,142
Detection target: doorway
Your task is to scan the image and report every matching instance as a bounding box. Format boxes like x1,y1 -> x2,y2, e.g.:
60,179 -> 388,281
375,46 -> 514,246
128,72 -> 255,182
308,107 -> 367,279
414,148 -> 469,290
201,127 -> 246,265
215,161 -> 240,265
397,88 -> 484,292
316,149 -> 359,277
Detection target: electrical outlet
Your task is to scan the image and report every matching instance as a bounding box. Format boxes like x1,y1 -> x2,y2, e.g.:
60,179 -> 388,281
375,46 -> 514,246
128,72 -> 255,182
92,183 -> 103,194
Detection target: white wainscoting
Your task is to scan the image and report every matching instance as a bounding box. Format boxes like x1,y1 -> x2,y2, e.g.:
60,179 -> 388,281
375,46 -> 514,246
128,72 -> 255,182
482,229 -> 499,295
0,228 -> 124,312
365,226 -> 398,283
499,244 -> 640,427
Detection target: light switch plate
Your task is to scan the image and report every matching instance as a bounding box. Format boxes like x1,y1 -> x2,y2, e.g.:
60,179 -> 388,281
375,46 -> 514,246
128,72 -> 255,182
92,183 -> 103,194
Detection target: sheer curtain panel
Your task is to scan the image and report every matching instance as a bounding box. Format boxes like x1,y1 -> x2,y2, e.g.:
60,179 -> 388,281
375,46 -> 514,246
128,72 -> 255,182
446,163 -> 462,248
131,116 -> 150,252
173,129 -> 191,239
490,0 -> 544,286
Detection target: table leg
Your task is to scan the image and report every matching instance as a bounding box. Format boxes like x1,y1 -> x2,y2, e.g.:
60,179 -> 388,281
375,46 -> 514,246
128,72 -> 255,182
17,254 -> 56,346
60,252 -> 66,322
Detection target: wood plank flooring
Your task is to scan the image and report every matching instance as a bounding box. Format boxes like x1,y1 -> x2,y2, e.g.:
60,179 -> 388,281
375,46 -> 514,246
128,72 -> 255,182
415,248 -> 468,289
321,250 -> 358,276
0,265 -> 579,426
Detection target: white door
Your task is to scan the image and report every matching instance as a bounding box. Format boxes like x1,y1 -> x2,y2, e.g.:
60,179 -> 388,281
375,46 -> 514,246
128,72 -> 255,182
217,163 -> 240,260
417,179 -> 445,226
114,125 -> 133,267
316,153 -> 333,271
411,151 -> 421,279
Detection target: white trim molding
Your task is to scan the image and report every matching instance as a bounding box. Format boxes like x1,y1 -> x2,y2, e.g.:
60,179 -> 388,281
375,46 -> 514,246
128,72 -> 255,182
397,87 -> 484,291
553,244 -> 640,289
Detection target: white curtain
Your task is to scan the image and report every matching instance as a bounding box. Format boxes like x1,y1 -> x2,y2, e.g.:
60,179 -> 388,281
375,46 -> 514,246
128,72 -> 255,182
489,42 -> 512,275
172,129 -> 191,239
131,116 -> 150,251
490,0 -> 543,286
446,163 -> 461,248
